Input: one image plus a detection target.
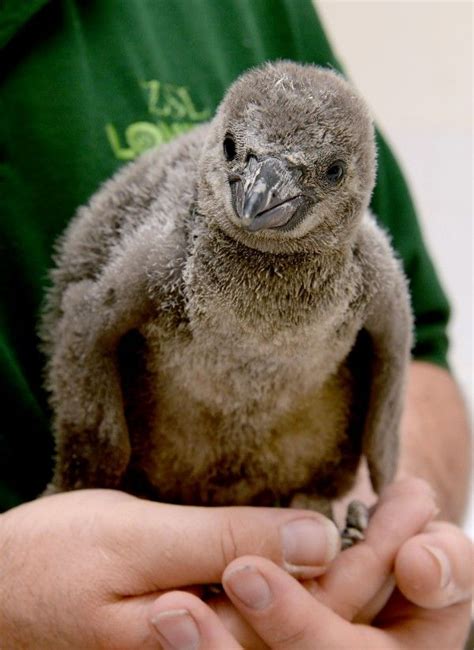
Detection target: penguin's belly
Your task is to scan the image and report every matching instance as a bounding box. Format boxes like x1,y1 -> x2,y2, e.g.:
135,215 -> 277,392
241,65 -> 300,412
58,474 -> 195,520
122,321 -> 365,505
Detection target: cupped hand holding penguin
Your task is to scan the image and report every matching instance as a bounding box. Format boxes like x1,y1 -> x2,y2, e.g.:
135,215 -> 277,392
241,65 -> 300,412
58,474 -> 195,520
1,479 -> 471,649
149,481 -> 472,650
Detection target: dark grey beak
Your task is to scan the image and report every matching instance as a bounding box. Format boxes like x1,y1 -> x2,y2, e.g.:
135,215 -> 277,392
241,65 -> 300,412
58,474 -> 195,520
230,156 -> 303,232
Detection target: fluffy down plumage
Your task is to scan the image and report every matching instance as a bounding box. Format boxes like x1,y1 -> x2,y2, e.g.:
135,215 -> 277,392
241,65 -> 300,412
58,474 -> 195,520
41,61 -> 412,519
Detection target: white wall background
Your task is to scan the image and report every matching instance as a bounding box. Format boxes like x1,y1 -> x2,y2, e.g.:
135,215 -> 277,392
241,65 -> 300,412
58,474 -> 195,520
316,1 -> 472,533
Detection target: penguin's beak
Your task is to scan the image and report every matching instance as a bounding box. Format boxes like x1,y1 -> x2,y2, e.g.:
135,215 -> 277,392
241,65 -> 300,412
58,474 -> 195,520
230,156 -> 304,232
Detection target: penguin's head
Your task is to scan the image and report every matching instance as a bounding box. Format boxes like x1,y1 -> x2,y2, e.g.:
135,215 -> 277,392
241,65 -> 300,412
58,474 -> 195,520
198,61 -> 376,254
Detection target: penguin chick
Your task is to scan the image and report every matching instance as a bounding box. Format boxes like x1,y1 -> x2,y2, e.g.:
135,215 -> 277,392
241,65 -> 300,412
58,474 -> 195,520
41,61 -> 412,533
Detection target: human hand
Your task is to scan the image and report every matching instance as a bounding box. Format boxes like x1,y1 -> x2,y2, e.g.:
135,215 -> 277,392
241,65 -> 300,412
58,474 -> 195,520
150,479 -> 473,649
0,489 -> 340,649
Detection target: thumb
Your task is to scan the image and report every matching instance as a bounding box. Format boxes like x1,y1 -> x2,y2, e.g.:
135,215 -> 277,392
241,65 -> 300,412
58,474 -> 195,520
99,494 -> 340,593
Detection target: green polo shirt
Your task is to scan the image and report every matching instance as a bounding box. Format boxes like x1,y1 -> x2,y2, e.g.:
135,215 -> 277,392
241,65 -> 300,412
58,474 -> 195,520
0,0 -> 450,510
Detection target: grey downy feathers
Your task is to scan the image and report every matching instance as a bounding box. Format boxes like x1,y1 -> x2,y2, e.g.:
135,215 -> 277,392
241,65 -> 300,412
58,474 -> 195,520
40,61 -> 412,522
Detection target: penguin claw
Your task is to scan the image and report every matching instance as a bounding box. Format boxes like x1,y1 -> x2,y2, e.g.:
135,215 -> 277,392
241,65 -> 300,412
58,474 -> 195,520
341,499 -> 370,550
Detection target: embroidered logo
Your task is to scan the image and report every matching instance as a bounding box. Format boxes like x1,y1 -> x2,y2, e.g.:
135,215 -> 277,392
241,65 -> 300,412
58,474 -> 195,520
105,80 -> 211,160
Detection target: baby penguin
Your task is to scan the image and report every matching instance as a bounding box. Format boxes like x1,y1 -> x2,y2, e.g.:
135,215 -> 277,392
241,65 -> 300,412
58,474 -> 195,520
41,61 -> 412,545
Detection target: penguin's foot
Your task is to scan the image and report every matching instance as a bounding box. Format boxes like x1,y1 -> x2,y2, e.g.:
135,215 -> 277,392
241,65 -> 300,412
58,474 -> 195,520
341,499 -> 369,549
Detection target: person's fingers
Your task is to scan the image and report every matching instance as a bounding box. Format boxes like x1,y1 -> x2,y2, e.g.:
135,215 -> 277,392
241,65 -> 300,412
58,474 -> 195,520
97,591 -> 243,650
395,521 -> 473,609
314,478 -> 438,621
222,555 -> 357,649
96,492 -> 340,593
222,553 -> 472,650
150,591 -> 243,650
209,478 -> 440,642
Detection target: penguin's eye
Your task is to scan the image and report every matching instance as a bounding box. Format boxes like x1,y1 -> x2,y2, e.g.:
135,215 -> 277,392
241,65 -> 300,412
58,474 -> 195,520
223,134 -> 237,161
326,161 -> 345,184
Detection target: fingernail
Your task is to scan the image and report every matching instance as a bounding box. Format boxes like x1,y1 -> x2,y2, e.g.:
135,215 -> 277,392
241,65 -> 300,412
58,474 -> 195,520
151,609 -> 200,650
281,517 -> 340,577
422,544 -> 451,589
225,565 -> 272,610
